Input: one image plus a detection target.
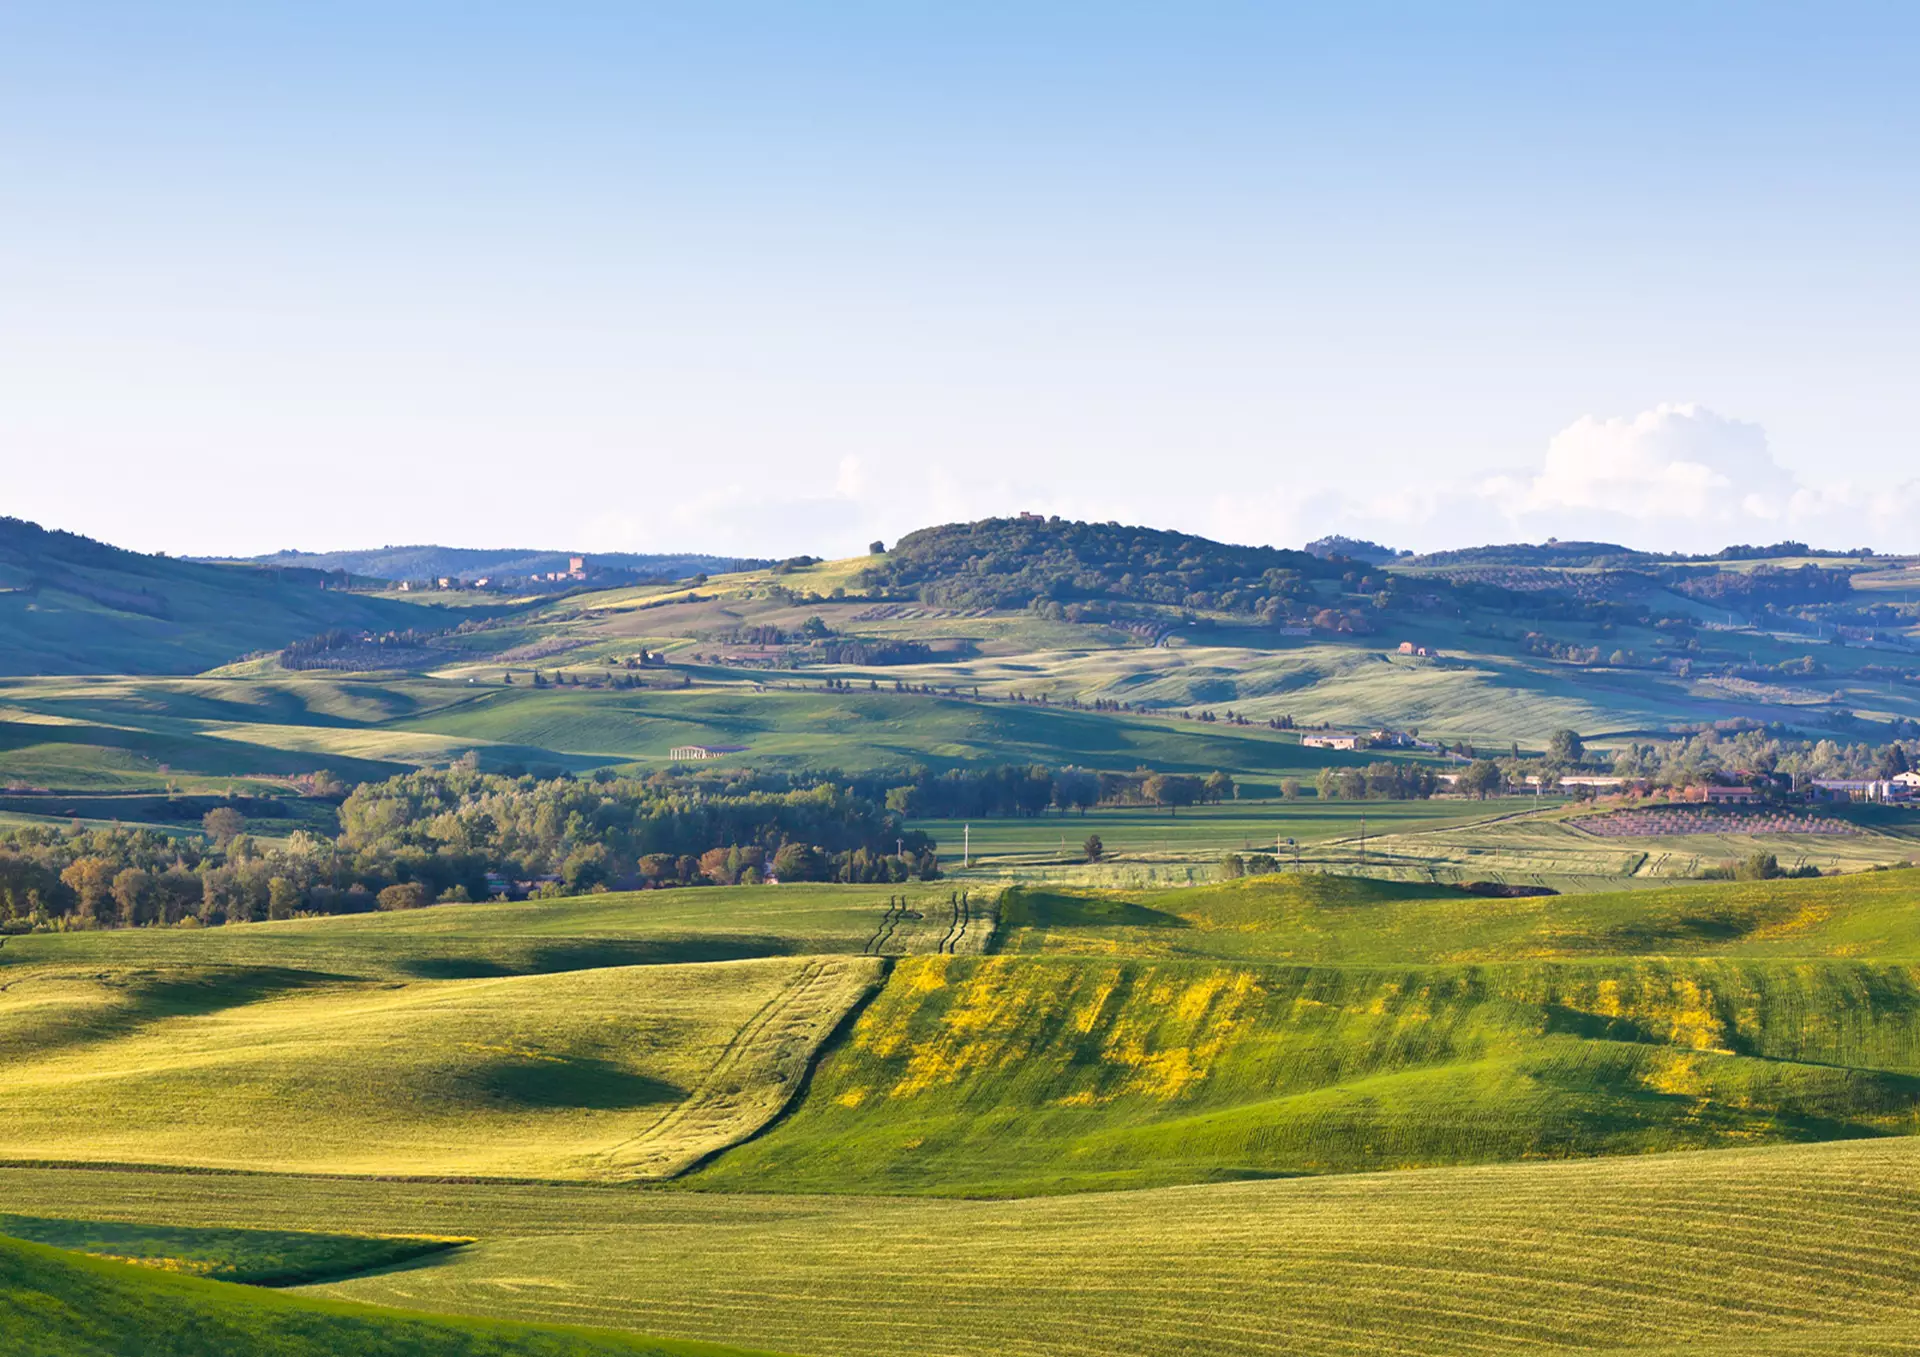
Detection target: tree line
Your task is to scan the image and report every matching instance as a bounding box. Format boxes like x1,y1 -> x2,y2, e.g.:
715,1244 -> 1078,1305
0,767 -> 936,932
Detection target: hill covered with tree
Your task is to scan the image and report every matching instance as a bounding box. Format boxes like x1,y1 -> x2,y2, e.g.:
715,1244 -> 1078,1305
861,516 -> 1349,612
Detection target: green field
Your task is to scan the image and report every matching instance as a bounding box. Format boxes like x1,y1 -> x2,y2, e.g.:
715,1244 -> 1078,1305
0,1232 -> 773,1357
0,673 -> 1405,801
696,870 -> 1920,1195
7,866 -> 1920,1352
0,884 -> 988,1181
2,1136 -> 1917,1356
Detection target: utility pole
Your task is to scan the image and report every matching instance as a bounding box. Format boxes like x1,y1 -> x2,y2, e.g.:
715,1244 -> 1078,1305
963,823 -> 970,869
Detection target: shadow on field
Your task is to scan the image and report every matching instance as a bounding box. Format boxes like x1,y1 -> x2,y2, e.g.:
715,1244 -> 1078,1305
0,967 -> 341,1062
462,1056 -> 685,1110
396,935 -> 798,980
0,1213 -> 468,1287
999,889 -> 1188,931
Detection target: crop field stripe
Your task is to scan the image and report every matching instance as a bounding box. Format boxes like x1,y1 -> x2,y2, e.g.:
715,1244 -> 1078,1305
600,957 -> 883,1179
0,1137 -> 1878,1357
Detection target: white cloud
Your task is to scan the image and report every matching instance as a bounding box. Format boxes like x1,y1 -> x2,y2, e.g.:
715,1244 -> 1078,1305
1486,403 -> 1796,530
1215,403 -> 1920,556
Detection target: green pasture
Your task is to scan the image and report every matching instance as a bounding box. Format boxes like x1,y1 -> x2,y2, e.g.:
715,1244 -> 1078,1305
0,884 -> 986,1181
698,870 -> 1920,1195
0,1213 -> 464,1285
381,683 -> 1392,783
0,673 -> 1414,795
0,1233 -> 771,1357
922,797 -> 1549,869
0,1137 -> 1916,1357
0,882 -> 967,977
0,954 -> 878,1179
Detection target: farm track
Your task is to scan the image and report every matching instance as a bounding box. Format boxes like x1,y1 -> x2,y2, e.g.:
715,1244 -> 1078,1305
862,895 -> 910,955
936,891 -> 974,954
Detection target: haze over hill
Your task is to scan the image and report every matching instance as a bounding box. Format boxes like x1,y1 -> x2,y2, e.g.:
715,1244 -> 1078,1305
0,517 -> 439,676
201,546 -> 766,584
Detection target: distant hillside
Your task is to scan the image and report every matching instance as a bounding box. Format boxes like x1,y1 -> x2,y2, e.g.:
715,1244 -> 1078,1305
1401,541 -> 1652,569
863,516 -> 1347,610
204,545 -> 765,582
0,517 -> 443,675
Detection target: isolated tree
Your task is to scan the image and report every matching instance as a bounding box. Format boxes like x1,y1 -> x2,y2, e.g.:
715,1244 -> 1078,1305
202,806 -> 245,848
1083,834 -> 1104,864
1547,729 -> 1585,765
1280,778 -> 1301,802
869,540 -> 886,554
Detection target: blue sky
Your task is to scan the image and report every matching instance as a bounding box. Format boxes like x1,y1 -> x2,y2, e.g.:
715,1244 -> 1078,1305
3,2 -> 1916,557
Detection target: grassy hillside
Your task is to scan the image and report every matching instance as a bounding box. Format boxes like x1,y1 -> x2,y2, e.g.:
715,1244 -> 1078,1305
0,954 -> 878,1179
0,517 -> 466,676
0,882 -> 971,976
994,866 -> 1920,964
696,869 -> 1920,1194
0,671 -> 1397,799
2,1137 -> 1916,1357
0,1233 -> 772,1357
0,884 -> 979,1181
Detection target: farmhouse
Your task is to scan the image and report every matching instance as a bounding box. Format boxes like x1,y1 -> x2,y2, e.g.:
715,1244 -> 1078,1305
669,744 -> 751,760
1396,642 -> 1435,657
1701,785 -> 1764,804
1302,734 -> 1362,751
1810,778 -> 1900,803
1558,775 -> 1629,793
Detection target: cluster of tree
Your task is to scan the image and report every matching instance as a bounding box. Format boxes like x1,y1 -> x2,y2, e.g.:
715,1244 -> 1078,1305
1668,564 -> 1856,608
1303,536 -> 1404,565
0,767 -> 937,931
1312,761 -> 1445,801
1607,730 -> 1915,787
859,516 -> 1346,613
279,627 -> 454,671
1698,852 -> 1823,882
876,764 -> 1237,818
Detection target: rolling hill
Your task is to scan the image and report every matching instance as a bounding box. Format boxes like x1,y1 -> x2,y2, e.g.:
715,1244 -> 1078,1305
0,517 -> 456,676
